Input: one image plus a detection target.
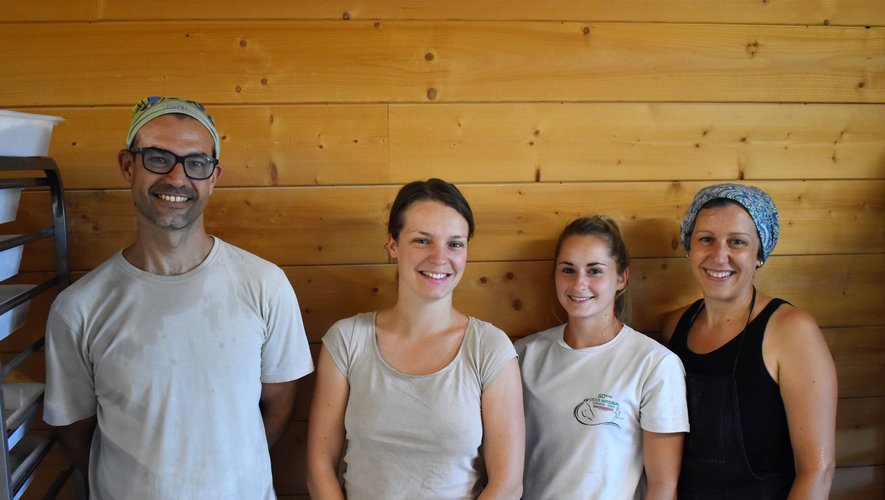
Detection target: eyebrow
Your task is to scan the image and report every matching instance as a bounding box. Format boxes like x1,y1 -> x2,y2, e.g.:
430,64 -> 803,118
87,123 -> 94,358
558,260 -> 607,267
143,145 -> 212,157
695,229 -> 753,237
409,230 -> 467,240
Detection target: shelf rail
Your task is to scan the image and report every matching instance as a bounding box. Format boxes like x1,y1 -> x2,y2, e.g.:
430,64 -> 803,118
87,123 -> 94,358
0,157 -> 70,500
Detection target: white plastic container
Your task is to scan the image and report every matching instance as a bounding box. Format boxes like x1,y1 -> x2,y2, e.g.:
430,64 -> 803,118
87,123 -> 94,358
0,284 -> 35,341
0,235 -> 24,281
0,188 -> 21,224
2,382 -> 44,449
2,382 -> 44,432
0,110 -> 64,157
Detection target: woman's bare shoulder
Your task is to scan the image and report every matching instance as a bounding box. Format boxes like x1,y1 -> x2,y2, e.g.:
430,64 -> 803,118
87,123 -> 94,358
660,304 -> 693,343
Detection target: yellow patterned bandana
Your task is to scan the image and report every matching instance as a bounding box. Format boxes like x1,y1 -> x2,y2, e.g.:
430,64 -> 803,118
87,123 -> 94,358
126,96 -> 220,157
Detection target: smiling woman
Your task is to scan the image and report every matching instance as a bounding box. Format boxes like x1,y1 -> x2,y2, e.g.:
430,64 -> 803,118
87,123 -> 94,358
306,179 -> 525,500
663,183 -> 838,500
516,215 -> 689,500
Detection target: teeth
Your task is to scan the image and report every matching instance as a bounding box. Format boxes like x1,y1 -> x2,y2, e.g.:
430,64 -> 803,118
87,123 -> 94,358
706,270 -> 733,278
158,194 -> 188,203
421,271 -> 448,279
569,295 -> 592,302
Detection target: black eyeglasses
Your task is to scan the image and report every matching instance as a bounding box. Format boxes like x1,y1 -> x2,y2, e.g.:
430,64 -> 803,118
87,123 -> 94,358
130,147 -> 218,180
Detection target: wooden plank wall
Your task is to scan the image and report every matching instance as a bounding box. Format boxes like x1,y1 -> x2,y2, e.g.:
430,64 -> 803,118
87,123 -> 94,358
1,1 -> 883,498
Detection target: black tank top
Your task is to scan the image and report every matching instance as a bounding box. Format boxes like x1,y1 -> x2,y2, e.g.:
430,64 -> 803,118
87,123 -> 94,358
670,298 -> 795,477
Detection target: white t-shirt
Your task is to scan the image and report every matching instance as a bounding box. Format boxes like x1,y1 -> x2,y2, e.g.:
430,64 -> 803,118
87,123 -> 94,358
43,238 -> 314,500
323,312 -> 517,500
515,324 -> 689,500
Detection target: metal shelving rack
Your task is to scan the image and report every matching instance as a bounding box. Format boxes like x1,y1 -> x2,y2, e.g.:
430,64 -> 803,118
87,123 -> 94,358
0,157 -> 70,500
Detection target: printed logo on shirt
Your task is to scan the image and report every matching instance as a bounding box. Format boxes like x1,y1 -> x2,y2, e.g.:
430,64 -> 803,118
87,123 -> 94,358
573,393 -> 622,429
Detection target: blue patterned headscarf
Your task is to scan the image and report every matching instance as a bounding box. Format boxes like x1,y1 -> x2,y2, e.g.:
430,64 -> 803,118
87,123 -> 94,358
680,183 -> 780,262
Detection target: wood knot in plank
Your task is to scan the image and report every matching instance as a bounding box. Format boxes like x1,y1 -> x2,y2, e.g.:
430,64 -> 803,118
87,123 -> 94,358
745,40 -> 759,57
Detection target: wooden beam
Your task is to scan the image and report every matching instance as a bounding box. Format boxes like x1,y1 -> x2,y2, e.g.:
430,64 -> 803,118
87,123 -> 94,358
21,102 -> 884,189
4,1 -> 882,26
2,22 -> 881,105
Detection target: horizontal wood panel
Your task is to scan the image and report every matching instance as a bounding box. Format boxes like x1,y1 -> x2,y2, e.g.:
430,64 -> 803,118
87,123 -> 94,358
825,327 -> 885,398
2,22 -> 882,106
28,102 -> 885,190
8,181 -> 882,270
0,1 -> 96,22
831,465 -> 885,500
3,1 -> 882,26
389,103 -> 885,182
38,105 -> 390,190
836,397 -> 885,467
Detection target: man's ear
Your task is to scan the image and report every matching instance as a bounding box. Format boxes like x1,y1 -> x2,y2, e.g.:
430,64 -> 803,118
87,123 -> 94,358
207,163 -> 222,194
119,149 -> 136,184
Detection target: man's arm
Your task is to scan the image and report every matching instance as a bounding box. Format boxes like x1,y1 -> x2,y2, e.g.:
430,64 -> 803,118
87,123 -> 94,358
55,415 -> 97,476
259,380 -> 297,447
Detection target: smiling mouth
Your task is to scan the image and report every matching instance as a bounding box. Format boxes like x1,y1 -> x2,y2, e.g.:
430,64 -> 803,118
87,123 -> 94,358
705,269 -> 735,279
156,193 -> 190,203
568,295 -> 593,302
420,271 -> 450,279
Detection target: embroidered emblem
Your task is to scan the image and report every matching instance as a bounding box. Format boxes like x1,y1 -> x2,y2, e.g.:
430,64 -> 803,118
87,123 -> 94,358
574,393 -> 622,429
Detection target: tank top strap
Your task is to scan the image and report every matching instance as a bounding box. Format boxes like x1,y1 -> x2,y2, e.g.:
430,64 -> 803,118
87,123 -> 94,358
743,298 -> 790,340
669,298 -> 705,353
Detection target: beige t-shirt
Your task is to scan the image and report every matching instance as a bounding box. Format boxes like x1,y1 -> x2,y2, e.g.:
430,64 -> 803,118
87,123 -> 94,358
44,238 -> 314,500
323,312 -> 516,500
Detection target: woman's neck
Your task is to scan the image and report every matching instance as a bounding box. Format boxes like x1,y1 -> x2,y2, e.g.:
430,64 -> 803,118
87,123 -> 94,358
701,287 -> 756,329
563,312 -> 622,349
380,293 -> 464,338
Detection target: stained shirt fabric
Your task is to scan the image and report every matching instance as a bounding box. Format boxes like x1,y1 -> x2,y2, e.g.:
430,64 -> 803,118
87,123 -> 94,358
44,238 -> 314,500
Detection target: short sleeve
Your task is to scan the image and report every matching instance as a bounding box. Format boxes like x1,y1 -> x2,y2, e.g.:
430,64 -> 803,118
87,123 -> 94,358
322,317 -> 353,378
472,320 -> 518,390
639,351 -> 690,433
260,268 -> 314,383
43,305 -> 97,426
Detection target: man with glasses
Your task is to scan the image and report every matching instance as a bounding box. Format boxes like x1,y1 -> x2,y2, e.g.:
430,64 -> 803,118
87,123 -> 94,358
43,97 -> 314,499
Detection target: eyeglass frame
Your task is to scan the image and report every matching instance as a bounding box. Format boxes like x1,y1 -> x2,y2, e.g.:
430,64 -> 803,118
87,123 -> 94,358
129,146 -> 219,180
